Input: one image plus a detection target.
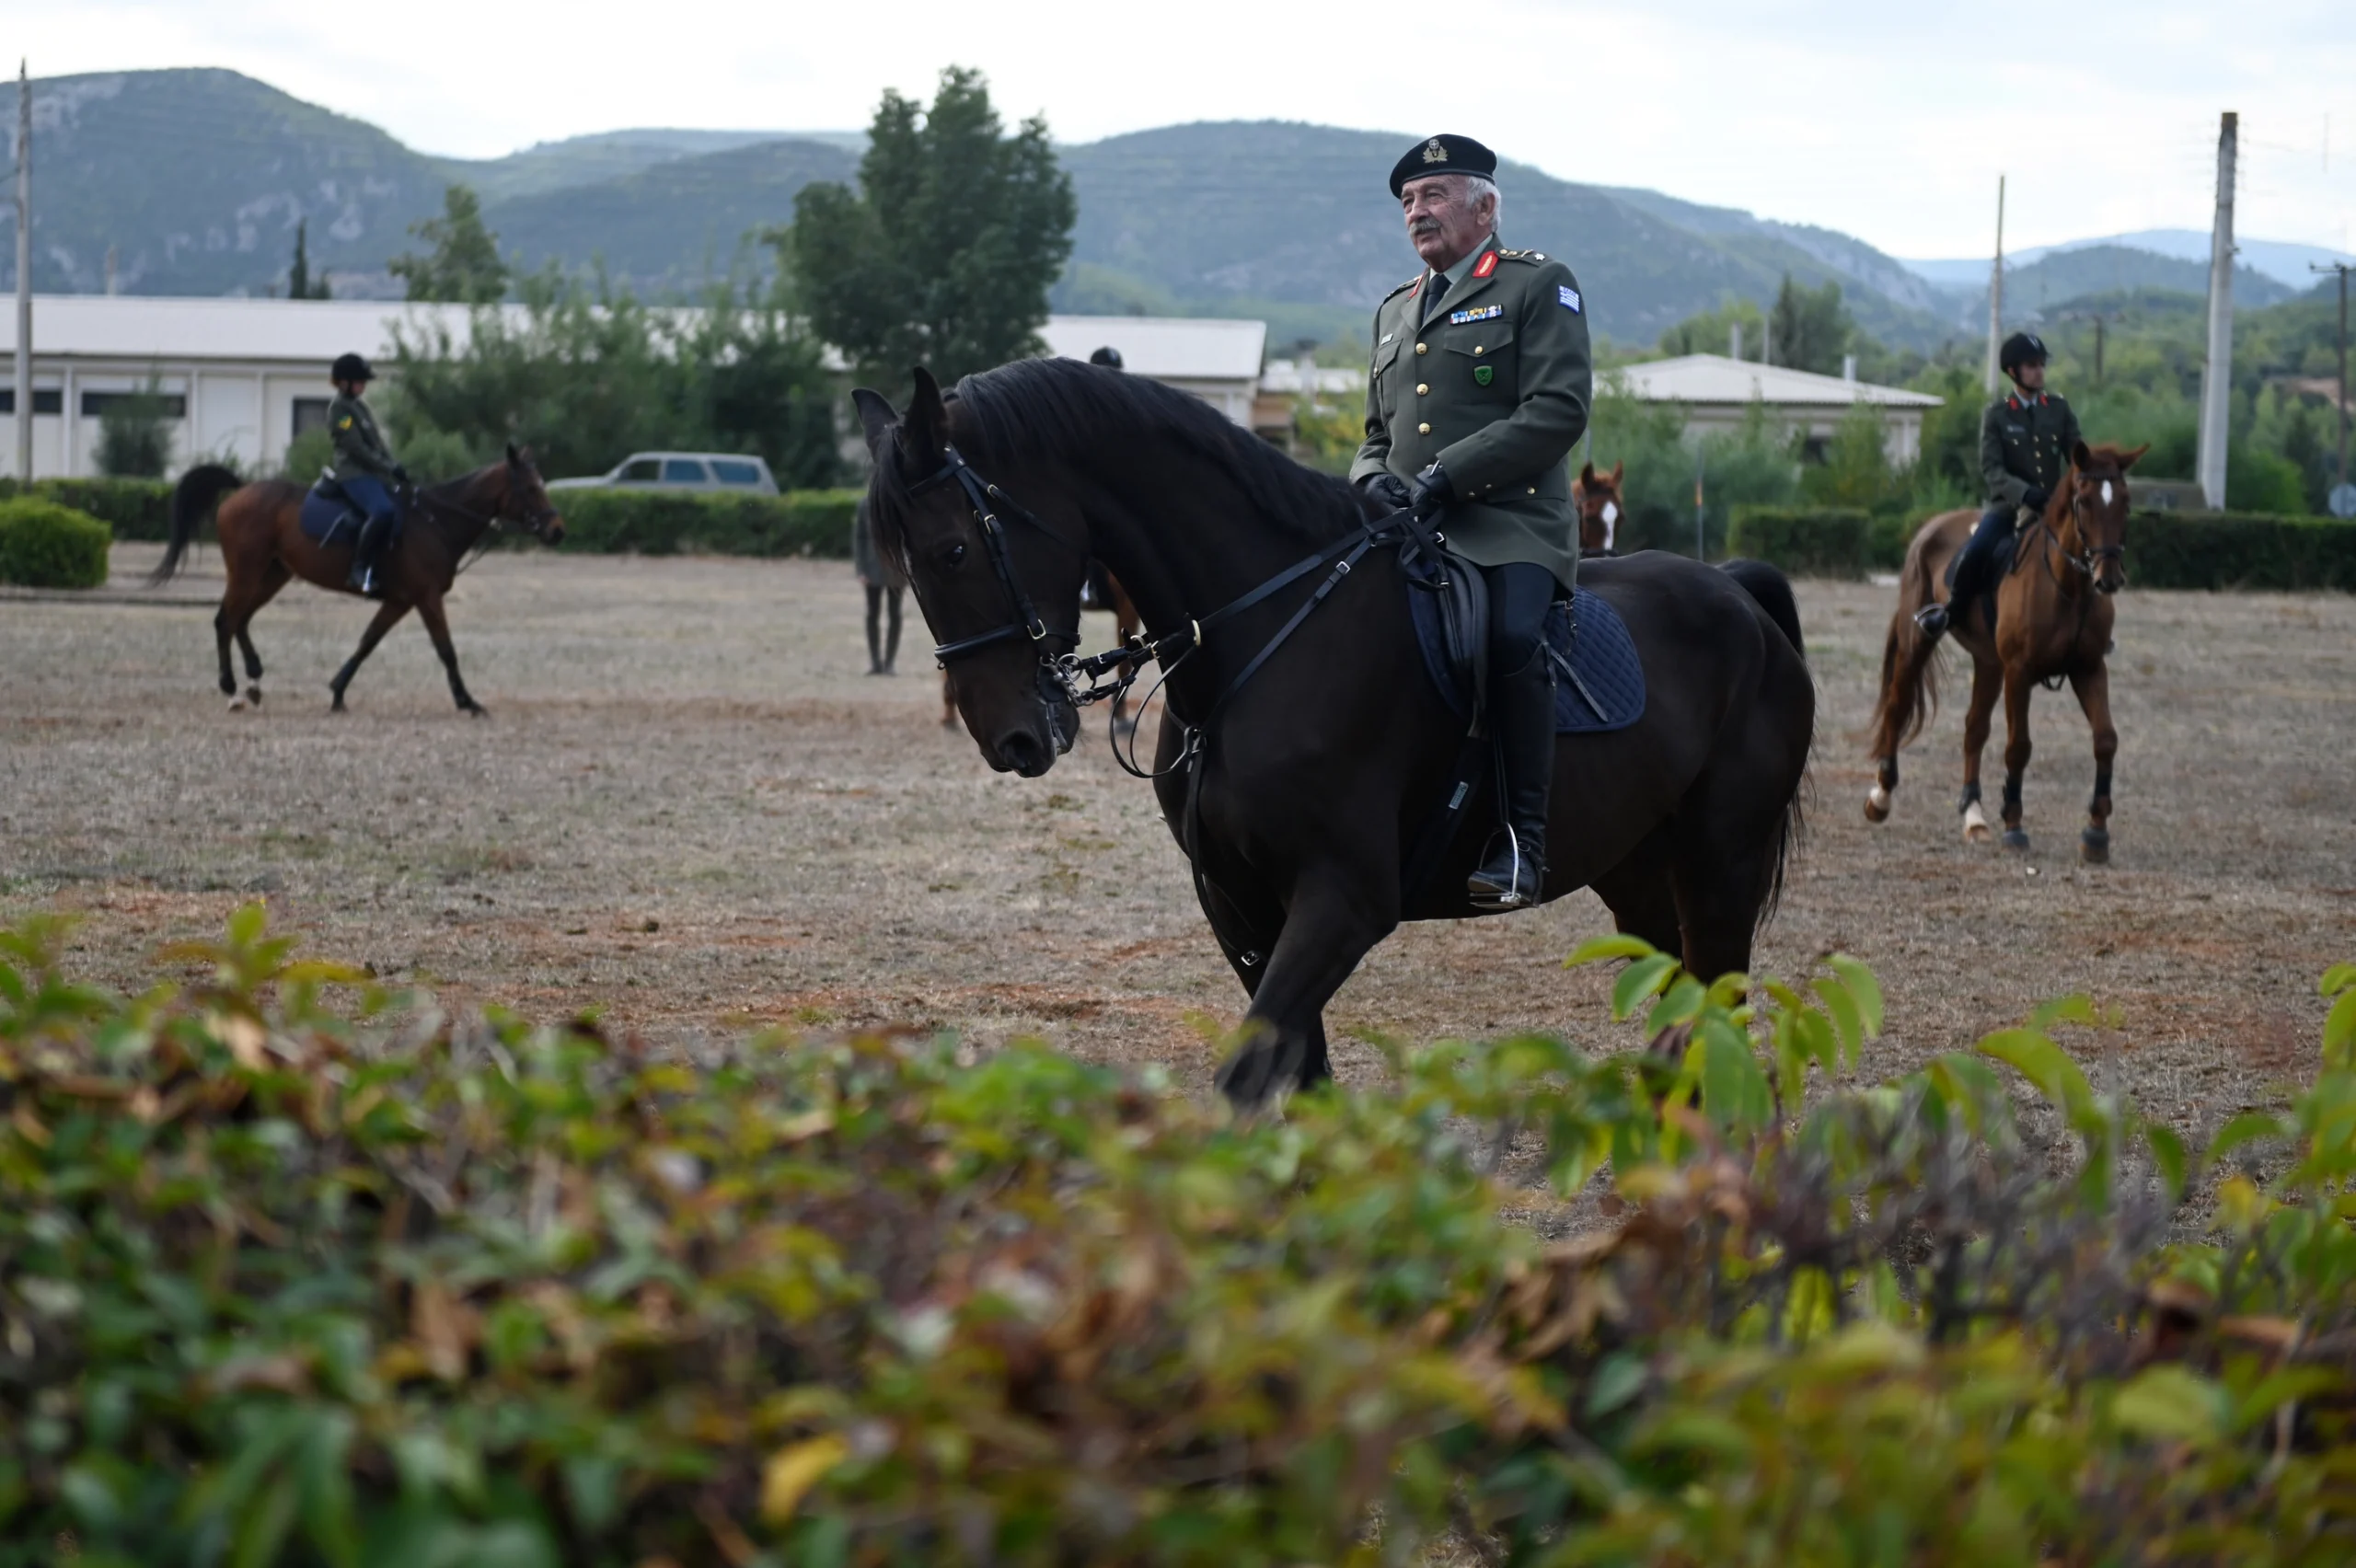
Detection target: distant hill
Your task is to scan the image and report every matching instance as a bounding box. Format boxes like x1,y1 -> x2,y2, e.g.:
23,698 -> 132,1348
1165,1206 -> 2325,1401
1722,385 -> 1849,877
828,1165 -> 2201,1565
1908,230 -> 2356,292
480,139 -> 858,286
436,129 -> 801,203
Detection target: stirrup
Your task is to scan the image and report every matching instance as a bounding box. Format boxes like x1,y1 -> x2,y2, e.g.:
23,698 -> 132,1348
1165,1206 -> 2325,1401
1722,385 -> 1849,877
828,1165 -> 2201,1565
1468,826 -> 1542,909
1913,602 -> 1949,640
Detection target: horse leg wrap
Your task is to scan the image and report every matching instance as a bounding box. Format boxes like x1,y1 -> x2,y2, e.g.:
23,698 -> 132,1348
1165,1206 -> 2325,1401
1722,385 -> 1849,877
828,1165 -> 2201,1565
2090,766 -> 2112,820
2001,775 -> 2023,824
1957,780 -> 1982,814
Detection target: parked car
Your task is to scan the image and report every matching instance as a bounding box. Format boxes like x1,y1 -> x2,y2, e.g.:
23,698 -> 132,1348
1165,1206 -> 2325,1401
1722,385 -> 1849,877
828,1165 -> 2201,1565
547,452 -> 780,495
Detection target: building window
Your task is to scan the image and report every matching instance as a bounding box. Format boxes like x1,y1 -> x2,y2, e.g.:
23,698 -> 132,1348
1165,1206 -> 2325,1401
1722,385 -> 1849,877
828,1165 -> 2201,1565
293,398 -> 331,437
79,390 -> 189,420
0,388 -> 64,415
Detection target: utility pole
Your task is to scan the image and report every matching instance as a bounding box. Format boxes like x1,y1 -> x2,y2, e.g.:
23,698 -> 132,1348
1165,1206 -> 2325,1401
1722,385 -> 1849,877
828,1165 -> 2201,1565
1693,445 -> 1706,560
13,61 -> 29,484
1984,175 -> 2005,398
2060,308 -> 2113,386
2316,260 -> 2353,508
2196,111 -> 2237,511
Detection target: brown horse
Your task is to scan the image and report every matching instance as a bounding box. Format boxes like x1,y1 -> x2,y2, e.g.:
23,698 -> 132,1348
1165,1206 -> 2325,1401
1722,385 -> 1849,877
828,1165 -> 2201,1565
152,445 -> 563,715
1573,459 -> 1624,557
1863,441 -> 2145,860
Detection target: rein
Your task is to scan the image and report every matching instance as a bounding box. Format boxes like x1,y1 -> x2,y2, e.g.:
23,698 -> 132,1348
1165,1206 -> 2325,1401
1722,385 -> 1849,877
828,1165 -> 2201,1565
409,477 -> 560,576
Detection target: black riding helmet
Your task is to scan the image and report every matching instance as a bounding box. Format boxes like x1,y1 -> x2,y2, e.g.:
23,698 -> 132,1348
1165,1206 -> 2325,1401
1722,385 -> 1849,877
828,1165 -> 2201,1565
1088,345 -> 1124,370
1999,331 -> 2049,377
329,352 -> 375,384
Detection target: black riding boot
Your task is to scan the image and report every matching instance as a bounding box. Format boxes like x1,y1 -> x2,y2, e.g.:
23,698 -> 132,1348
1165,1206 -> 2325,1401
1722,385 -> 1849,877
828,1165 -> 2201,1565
348,513 -> 393,597
1467,645 -> 1556,909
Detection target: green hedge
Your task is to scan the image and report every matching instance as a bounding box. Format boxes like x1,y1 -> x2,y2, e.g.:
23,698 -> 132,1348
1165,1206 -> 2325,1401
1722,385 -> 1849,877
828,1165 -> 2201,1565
0,498 -> 111,588
536,486 -> 862,558
7,909 -> 2356,1564
2129,508 -> 2356,591
1727,506 -> 1871,578
0,477 -> 176,542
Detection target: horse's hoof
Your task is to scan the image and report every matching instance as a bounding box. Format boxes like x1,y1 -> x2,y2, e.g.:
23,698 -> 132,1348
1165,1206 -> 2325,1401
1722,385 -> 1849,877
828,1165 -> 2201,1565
2002,828 -> 2030,852
1864,782 -> 1891,823
245,686 -> 262,707
2081,827 -> 2110,865
1962,800 -> 1993,842
227,694 -> 249,713
464,705 -> 490,720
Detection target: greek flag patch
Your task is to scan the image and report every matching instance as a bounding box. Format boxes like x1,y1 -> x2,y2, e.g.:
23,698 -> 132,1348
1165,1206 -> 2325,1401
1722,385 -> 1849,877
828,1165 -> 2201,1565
1558,286 -> 1582,313
1447,304 -> 1503,325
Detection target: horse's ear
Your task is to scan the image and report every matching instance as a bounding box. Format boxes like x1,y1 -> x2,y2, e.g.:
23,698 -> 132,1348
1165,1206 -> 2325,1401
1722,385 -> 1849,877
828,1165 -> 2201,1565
1578,461 -> 1598,488
907,366 -> 948,460
505,440 -> 520,465
851,388 -> 899,459
1610,459 -> 1624,486
2118,443 -> 2149,473
2072,440 -> 2093,471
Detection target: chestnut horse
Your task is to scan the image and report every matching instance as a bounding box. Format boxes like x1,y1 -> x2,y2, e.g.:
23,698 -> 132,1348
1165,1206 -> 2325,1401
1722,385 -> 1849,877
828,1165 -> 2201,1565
1863,441 -> 2145,860
1573,459 -> 1624,557
152,444 -> 563,715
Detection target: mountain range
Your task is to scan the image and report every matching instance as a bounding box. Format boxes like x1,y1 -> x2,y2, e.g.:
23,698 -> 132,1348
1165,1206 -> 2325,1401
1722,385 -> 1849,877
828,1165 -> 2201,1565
2,67 -> 2340,357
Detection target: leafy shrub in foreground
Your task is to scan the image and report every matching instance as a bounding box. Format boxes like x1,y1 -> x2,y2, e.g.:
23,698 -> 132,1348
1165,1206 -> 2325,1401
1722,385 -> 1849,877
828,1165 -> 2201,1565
0,498 -> 111,588
0,478 -> 175,542
2,913 -> 2354,1565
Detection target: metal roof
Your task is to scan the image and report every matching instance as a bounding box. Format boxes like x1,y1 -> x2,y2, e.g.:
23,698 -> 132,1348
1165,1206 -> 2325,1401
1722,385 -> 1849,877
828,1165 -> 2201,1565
2,295 -> 1270,384
1607,353 -> 1943,409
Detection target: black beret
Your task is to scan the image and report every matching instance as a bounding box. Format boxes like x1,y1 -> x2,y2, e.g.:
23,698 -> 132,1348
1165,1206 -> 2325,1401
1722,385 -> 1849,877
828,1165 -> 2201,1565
1389,134 -> 1498,198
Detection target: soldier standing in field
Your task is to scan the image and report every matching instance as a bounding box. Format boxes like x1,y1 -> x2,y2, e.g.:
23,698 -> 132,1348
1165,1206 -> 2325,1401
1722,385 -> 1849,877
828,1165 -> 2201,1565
1350,134 -> 1593,909
325,352 -> 409,597
1916,330 -> 2081,641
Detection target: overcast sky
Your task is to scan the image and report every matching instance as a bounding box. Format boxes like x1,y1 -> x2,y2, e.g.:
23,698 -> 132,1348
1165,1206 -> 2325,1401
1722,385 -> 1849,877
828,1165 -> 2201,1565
15,0 -> 2355,259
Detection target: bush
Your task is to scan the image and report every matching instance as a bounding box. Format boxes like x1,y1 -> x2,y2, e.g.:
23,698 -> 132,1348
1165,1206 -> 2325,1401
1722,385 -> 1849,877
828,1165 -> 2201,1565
0,477 -> 176,542
6,910 -> 2356,1564
0,498 -> 111,587
540,486 -> 862,558
1727,505 -> 1872,577
93,387 -> 174,478
2131,508 -> 2356,591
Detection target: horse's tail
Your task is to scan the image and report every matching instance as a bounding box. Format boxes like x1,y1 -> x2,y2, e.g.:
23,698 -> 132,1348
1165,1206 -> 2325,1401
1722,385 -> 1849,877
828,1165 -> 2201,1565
1866,538 -> 1944,760
1719,557 -> 1809,926
152,464 -> 243,585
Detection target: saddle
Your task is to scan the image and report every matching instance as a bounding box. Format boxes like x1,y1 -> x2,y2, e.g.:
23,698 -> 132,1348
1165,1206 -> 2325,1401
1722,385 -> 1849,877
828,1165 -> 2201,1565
1403,543 -> 1489,722
298,477 -> 364,546
1404,560 -> 1646,735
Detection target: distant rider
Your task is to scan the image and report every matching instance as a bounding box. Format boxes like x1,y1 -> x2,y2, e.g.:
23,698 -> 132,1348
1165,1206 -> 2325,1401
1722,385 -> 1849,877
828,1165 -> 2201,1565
1917,331 -> 2080,641
1350,134 -> 1593,910
851,494 -> 905,675
326,352 -> 408,597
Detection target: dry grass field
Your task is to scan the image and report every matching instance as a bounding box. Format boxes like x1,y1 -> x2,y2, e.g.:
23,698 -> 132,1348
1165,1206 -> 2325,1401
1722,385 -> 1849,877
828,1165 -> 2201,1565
5,543 -> 2351,1139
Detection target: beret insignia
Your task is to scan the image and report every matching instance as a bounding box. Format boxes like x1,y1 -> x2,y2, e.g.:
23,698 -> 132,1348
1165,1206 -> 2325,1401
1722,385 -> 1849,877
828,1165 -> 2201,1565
1422,138 -> 1449,165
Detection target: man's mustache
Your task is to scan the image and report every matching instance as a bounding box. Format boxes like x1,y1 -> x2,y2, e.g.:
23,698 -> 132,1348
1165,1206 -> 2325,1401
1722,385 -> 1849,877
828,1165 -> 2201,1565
1409,216 -> 1443,235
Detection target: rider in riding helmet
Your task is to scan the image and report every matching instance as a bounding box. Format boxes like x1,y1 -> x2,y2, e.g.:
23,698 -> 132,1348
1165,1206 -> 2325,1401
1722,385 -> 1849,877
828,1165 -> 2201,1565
1916,330 -> 2081,642
1088,345 -> 1125,370
1351,133 -> 1592,911
326,352 -> 409,597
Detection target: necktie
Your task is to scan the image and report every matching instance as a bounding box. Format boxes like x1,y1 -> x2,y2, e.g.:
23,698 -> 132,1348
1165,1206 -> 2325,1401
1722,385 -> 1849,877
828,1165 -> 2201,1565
1422,271 -> 1449,324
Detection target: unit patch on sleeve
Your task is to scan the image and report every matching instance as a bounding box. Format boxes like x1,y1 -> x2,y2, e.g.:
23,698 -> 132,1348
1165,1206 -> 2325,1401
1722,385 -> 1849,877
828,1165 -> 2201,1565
1448,304 -> 1504,325
1557,286 -> 1582,314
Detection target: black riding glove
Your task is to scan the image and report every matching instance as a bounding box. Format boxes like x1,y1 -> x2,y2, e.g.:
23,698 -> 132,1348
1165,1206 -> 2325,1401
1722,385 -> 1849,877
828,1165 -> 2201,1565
1359,471 -> 1413,511
2020,486 -> 2049,514
1410,462 -> 1455,524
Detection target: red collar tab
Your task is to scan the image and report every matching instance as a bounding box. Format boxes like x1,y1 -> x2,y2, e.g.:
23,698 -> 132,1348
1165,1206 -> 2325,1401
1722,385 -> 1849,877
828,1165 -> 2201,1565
1472,250 -> 1498,279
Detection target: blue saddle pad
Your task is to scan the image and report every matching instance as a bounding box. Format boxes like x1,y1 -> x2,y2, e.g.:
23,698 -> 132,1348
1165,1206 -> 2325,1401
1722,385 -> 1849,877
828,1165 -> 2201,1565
1407,575 -> 1646,734
299,483 -> 362,545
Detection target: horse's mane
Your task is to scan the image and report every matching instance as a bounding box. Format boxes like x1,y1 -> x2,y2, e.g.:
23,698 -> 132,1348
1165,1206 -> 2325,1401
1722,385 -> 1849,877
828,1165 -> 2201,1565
874,357 -> 1366,551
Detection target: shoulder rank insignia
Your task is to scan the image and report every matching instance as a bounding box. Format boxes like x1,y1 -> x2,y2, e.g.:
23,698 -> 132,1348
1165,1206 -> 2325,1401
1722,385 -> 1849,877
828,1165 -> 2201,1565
1472,251 -> 1498,279
1494,248 -> 1548,262
1448,304 -> 1503,325
1558,285 -> 1582,314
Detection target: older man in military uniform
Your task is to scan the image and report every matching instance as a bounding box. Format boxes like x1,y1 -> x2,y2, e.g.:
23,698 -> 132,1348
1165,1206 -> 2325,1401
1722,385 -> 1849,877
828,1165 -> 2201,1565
1918,330 -> 2082,641
1350,133 -> 1592,909
326,352 -> 409,597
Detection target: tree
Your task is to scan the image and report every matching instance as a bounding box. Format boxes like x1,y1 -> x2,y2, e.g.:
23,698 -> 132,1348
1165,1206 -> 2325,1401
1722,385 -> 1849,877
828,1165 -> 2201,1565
784,67 -> 1075,389
286,218 -> 331,300
1657,298 -> 1766,359
95,381 -> 174,478
389,185 -> 510,306
1768,274 -> 1851,375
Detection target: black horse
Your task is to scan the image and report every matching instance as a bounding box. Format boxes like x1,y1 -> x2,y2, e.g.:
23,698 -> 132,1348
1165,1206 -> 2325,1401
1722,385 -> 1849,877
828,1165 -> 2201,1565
858,360 -> 1813,1102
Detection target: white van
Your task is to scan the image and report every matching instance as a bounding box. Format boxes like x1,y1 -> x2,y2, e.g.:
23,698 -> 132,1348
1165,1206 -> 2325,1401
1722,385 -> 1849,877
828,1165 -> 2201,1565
547,452 -> 780,495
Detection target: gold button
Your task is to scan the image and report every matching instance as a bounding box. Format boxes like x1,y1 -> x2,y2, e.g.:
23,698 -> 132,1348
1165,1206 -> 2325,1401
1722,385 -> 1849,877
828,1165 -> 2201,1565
1415,342 -> 1426,355
1417,422 -> 1431,435
1528,486 -> 1537,494
1415,383 -> 1428,396
1473,346 -> 1484,355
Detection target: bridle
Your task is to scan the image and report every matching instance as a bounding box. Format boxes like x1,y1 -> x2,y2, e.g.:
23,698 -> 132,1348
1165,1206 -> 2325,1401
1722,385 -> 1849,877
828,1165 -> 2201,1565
410,468 -> 563,574
2053,475 -> 2126,588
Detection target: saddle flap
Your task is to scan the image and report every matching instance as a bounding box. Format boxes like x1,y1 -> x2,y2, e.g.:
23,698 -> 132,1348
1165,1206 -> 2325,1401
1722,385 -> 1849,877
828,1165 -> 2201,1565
1434,548 -> 1488,721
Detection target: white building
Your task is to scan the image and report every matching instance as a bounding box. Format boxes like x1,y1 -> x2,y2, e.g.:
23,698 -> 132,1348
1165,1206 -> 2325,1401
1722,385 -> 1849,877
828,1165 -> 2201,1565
1604,353 -> 1943,467
0,296 -> 1275,480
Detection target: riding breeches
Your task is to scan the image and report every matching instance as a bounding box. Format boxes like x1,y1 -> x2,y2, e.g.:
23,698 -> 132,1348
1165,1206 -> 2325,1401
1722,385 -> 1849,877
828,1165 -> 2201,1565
1482,561 -> 1559,671
341,474 -> 399,531
1954,504 -> 2015,598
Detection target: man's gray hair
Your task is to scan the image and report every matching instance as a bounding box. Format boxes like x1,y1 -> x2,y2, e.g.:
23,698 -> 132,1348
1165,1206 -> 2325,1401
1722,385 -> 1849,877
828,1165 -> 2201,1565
1463,174 -> 1502,227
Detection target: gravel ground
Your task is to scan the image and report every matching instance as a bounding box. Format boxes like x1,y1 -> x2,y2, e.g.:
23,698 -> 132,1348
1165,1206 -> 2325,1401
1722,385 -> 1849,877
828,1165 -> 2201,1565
5,543 -> 2351,1138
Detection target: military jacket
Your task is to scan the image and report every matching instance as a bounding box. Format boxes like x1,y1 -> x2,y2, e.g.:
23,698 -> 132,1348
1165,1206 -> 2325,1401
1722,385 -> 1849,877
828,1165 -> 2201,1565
1979,389 -> 2082,509
1349,236 -> 1592,588
328,391 -> 398,483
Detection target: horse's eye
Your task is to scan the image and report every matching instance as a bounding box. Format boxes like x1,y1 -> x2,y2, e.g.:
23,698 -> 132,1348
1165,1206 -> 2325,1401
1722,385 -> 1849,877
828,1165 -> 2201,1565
941,542 -> 968,568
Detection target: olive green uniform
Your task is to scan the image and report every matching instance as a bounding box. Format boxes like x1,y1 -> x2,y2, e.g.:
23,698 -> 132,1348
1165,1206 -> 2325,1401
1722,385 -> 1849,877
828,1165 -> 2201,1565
328,391 -> 399,484
1349,234 -> 1592,587
1980,389 -> 2081,509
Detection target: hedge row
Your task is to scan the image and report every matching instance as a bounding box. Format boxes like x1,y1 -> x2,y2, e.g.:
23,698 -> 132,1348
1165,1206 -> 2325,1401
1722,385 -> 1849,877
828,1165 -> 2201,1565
6,909 -> 2356,1564
525,486 -> 863,558
0,498 -> 112,588
0,477 -> 175,542
1728,499 -> 2356,590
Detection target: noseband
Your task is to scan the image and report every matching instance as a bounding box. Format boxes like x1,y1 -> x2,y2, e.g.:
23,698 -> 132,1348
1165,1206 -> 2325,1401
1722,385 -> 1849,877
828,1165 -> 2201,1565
2063,484 -> 2127,582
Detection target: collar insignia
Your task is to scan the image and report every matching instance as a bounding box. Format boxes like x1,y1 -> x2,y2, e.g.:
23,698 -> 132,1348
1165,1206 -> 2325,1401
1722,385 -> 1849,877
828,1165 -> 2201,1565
1472,251 -> 1498,279
1422,138 -> 1449,165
